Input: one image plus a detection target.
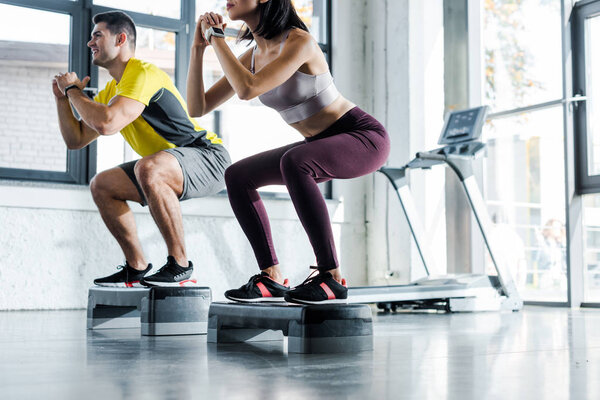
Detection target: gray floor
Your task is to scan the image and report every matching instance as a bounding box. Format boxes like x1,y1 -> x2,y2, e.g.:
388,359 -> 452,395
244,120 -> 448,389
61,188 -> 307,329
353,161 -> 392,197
0,306 -> 599,400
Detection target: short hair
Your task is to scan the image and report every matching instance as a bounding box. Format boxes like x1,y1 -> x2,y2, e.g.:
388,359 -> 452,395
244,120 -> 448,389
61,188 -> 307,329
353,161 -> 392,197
93,11 -> 137,49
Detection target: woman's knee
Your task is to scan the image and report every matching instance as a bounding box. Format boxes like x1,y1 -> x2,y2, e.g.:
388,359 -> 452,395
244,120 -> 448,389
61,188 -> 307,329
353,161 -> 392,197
280,150 -> 311,177
224,162 -> 250,189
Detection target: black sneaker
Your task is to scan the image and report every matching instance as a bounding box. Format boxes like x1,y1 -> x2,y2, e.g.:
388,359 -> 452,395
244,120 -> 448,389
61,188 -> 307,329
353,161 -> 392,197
224,272 -> 290,303
284,268 -> 348,305
141,256 -> 197,287
94,262 -> 152,288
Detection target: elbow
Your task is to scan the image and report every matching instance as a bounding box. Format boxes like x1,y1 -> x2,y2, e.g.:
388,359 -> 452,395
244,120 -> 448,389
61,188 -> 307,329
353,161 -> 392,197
187,104 -> 204,118
237,78 -> 258,101
237,87 -> 256,101
93,111 -> 117,136
66,140 -> 85,150
94,124 -> 111,136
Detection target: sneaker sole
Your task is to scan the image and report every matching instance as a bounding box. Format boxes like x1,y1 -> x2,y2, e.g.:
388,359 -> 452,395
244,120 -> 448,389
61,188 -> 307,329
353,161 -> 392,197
284,297 -> 348,305
94,281 -> 144,288
141,279 -> 198,287
225,295 -> 286,303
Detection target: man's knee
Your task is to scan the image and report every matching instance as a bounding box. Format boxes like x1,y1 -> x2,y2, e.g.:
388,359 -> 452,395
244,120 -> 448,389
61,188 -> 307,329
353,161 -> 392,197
90,172 -> 110,201
134,158 -> 162,191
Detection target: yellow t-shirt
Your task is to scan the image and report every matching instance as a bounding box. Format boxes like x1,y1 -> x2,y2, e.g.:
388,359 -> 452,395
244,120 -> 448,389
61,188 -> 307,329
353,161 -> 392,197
94,58 -> 222,157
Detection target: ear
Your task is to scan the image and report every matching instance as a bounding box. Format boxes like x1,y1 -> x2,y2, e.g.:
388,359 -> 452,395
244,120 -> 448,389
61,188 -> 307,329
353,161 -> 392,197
116,32 -> 128,48
258,0 -> 270,3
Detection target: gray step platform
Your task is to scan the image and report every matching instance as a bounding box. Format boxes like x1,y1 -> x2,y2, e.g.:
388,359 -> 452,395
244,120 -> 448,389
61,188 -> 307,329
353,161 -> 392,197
87,286 -> 211,336
207,302 -> 373,354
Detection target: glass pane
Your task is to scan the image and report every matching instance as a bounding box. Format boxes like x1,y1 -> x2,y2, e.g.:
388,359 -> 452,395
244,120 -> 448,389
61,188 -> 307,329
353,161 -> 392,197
585,15 -> 600,175
95,27 -> 176,173
93,0 -> 180,19
196,0 -> 327,43
199,40 -> 298,193
483,0 -> 562,111
483,107 -> 567,302
583,194 -> 600,302
0,5 -> 70,172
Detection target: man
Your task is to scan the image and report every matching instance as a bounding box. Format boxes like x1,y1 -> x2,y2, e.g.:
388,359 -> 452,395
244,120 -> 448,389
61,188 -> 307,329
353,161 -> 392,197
53,11 -> 230,287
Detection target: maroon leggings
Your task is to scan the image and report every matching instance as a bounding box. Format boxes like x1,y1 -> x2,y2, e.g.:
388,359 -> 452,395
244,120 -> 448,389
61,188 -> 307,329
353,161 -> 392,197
225,107 -> 390,271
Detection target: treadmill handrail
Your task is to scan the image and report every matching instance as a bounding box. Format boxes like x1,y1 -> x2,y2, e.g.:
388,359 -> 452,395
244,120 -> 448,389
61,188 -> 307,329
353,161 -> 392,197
416,152 -> 446,161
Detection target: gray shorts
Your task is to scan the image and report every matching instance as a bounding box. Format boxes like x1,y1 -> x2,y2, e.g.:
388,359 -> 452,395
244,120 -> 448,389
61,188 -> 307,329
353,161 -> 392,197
119,144 -> 231,206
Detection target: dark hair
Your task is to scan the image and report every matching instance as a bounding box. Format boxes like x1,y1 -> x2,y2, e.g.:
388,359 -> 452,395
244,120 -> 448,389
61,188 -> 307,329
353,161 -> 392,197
239,0 -> 308,42
93,11 -> 137,49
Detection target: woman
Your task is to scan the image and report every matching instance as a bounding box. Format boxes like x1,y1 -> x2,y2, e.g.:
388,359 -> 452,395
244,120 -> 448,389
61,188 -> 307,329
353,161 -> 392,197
187,0 -> 390,304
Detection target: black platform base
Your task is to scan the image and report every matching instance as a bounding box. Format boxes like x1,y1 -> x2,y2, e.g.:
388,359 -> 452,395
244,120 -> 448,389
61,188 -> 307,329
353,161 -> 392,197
87,286 -> 211,336
207,302 -> 373,354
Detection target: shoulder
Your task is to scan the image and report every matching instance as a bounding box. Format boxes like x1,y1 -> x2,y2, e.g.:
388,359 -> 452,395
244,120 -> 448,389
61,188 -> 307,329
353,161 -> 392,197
283,28 -> 319,55
94,79 -> 116,103
124,58 -> 166,80
286,28 -> 315,47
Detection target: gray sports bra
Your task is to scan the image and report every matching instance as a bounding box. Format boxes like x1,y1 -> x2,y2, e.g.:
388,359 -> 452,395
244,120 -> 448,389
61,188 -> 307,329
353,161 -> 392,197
250,31 -> 339,124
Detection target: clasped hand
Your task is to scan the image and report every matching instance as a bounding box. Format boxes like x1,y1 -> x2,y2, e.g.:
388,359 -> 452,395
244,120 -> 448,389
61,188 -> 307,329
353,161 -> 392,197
194,12 -> 227,46
52,72 -> 90,99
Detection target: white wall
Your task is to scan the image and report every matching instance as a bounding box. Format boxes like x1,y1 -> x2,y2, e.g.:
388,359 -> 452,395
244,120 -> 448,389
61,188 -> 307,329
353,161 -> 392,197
0,0 -> 446,310
344,0 -> 446,285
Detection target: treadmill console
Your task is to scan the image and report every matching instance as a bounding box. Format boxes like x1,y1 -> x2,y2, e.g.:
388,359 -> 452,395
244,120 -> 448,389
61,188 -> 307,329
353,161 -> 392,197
438,106 -> 489,145
406,106 -> 490,169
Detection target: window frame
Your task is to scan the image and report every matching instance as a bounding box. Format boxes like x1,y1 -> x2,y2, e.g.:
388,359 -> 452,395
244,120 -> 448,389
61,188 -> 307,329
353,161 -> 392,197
0,0 -> 92,184
572,0 -> 600,194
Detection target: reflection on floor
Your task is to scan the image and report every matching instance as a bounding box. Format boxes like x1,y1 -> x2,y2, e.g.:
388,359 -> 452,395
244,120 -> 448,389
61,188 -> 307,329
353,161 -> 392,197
0,306 -> 598,399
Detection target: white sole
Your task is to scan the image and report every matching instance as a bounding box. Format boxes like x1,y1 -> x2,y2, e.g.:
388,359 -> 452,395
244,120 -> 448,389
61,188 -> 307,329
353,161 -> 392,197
225,295 -> 286,303
94,282 -> 144,288
285,298 -> 348,305
141,279 -> 198,287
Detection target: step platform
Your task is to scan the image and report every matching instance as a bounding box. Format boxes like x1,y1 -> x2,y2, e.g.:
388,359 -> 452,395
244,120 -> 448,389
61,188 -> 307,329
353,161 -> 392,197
207,302 -> 373,354
87,286 -> 211,336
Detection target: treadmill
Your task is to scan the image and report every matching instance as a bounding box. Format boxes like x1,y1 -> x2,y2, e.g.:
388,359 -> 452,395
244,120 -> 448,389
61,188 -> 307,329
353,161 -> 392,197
348,106 -> 523,312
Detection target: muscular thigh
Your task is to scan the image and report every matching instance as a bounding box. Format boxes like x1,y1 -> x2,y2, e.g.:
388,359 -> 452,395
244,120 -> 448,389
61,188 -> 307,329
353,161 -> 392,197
230,141 -> 303,187
92,167 -> 143,203
134,151 -> 185,197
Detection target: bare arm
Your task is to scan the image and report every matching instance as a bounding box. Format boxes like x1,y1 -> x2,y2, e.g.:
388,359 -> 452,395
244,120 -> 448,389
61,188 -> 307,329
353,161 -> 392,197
55,71 -> 145,140
187,44 -> 240,117
52,78 -> 99,150
209,27 -> 316,100
66,89 -> 145,136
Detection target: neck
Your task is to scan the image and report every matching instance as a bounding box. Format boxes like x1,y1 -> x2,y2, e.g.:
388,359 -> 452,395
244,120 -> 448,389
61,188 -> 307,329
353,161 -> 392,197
252,29 -> 289,52
106,53 -> 134,83
243,16 -> 287,51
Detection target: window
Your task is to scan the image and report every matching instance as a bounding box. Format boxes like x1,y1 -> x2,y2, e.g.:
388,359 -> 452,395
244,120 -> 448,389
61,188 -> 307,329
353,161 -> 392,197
482,0 -> 567,302
573,0 -> 600,192
583,194 -> 600,302
0,0 -> 332,191
194,0 -> 331,194
483,107 -> 567,302
573,0 -> 600,304
96,26 -> 177,173
93,0 -> 180,19
0,1 -> 90,183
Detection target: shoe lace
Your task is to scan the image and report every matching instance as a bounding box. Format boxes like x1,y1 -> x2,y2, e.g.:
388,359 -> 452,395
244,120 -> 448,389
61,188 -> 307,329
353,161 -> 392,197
116,264 -> 130,279
244,274 -> 264,289
298,266 -> 323,287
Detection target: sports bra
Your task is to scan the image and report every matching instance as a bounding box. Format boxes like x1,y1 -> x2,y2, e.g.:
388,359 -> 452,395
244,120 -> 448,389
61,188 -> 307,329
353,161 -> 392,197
250,30 -> 340,124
